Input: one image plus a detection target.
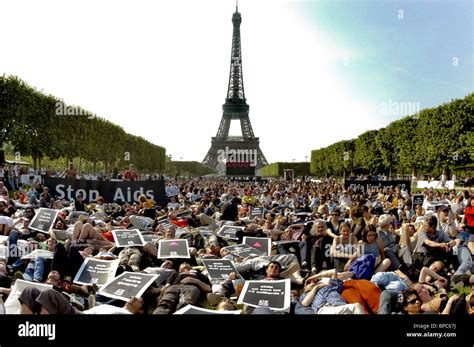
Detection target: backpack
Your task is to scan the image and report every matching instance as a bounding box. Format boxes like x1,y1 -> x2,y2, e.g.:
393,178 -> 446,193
348,254 -> 376,280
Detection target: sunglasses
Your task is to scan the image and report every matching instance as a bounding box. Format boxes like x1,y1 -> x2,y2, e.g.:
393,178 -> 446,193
407,297 -> 419,305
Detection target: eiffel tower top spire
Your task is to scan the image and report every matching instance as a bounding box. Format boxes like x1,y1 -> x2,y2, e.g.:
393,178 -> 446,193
226,2 -> 245,103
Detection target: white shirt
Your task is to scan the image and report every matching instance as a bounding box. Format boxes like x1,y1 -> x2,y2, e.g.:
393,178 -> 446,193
339,194 -> 352,208
0,216 -> 14,228
83,304 -> 132,314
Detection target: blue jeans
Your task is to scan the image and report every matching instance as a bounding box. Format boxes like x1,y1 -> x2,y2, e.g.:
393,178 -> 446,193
294,301 -> 315,315
8,177 -> 16,190
6,231 -> 22,269
23,258 -> 46,282
383,246 -> 401,270
377,290 -> 401,314
454,246 -> 473,276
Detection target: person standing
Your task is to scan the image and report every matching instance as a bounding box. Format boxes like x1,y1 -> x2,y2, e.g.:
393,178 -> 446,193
123,164 -> 139,181
65,163 -> 77,180
39,187 -> 54,208
0,182 -> 8,202
221,196 -> 240,222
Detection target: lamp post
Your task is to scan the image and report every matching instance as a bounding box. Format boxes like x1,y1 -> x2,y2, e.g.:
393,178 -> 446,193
343,151 -> 349,182
453,152 -> 458,187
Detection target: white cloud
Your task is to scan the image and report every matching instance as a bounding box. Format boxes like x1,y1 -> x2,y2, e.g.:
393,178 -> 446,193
0,0 -> 387,164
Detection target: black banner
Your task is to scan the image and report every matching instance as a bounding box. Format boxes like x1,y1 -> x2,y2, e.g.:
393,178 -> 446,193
43,177 -> 167,205
0,315 -> 471,345
345,180 -> 411,193
73,258 -> 119,286
226,163 -> 256,176
28,208 -> 59,234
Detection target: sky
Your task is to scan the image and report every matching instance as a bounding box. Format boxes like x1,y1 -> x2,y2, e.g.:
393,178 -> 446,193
0,0 -> 472,164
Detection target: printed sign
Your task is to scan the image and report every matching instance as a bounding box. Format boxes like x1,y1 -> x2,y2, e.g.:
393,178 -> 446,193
237,279 -> 291,311
175,227 -> 190,238
74,258 -> 120,287
345,180 -> 411,194
3,279 -> 53,314
243,237 -> 271,256
141,233 -> 160,244
217,225 -> 244,240
412,194 -> 424,207
201,259 -> 242,282
98,271 -> 158,301
165,186 -> 180,197
174,305 -> 241,315
141,267 -> 176,286
21,249 -> 54,260
156,218 -> 174,230
198,228 -> 215,238
417,180 -> 455,190
249,207 -> 264,220
44,177 -> 167,206
222,243 -> 265,258
28,208 -> 59,234
130,216 -> 154,230
157,239 -> 190,259
432,200 -> 452,212
112,229 -> 146,248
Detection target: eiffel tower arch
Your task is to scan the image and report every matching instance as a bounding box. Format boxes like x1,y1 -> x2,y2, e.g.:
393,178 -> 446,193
203,6 -> 268,176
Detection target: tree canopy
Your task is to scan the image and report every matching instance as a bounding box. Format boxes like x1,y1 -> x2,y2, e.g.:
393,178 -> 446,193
0,75 -> 166,173
310,94 -> 473,177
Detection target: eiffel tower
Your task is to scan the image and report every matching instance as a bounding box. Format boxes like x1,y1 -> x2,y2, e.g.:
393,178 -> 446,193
202,5 -> 268,175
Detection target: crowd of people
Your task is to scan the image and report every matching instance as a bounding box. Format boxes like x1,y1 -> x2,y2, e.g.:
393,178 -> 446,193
0,175 -> 473,315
